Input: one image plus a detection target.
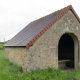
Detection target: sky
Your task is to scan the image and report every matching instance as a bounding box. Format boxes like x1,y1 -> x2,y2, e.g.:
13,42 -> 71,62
0,0 -> 80,41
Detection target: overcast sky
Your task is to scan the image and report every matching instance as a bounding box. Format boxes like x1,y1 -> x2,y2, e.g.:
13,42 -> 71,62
0,0 -> 80,41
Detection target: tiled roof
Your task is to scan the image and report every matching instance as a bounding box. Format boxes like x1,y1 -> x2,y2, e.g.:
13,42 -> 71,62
4,5 -> 80,48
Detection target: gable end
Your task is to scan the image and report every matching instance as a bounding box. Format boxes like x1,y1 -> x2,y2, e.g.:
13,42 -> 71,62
26,5 -> 80,48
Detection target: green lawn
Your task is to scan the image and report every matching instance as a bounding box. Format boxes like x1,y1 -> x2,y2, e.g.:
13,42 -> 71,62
0,42 -> 5,50
0,48 -> 80,80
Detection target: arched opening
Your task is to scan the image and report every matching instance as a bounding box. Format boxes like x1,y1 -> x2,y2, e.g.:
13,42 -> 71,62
58,33 -> 79,69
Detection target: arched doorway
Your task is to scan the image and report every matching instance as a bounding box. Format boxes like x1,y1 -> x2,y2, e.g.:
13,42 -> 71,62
58,33 -> 79,69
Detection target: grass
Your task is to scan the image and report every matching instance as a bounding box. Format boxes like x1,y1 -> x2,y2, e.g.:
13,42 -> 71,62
0,42 -> 5,50
0,43 -> 80,80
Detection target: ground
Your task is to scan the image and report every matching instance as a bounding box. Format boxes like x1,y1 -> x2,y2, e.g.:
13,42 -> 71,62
0,42 -> 80,80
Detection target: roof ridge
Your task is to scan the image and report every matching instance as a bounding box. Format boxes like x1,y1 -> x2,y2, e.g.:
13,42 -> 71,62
69,5 -> 80,22
26,5 -> 80,48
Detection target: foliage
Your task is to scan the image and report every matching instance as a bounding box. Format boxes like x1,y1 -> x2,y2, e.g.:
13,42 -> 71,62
0,42 -> 5,50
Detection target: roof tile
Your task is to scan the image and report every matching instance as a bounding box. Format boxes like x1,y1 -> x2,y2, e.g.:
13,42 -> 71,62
4,5 -> 80,47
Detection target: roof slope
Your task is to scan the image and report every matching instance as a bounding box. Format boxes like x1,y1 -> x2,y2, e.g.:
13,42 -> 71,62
4,5 -> 80,48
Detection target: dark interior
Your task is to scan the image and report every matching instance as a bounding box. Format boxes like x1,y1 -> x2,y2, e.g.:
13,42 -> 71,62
58,33 -> 74,68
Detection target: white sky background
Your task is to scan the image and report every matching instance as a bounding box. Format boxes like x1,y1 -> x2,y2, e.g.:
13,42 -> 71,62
0,0 -> 80,41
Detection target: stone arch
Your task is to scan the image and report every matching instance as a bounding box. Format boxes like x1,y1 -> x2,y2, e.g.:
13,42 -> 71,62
58,33 -> 79,69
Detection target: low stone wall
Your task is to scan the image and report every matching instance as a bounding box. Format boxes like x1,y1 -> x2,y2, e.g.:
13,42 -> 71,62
4,47 -> 30,71
4,46 -> 58,71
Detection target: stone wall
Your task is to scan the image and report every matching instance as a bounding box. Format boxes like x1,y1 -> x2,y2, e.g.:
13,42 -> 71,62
4,47 -> 30,71
28,10 -> 80,71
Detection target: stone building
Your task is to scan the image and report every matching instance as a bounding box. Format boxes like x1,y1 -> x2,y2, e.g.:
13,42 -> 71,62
4,5 -> 80,71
